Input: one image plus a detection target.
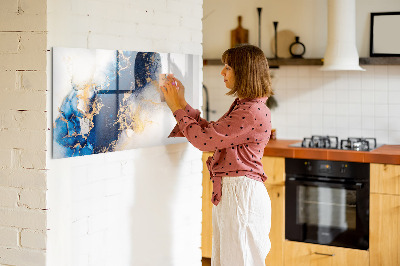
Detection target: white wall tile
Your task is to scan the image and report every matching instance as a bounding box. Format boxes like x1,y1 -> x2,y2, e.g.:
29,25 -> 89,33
389,117 -> 400,131
336,90 -> 349,103
388,75 -> 400,91
336,128 -> 349,140
362,104 -> 375,117
336,103 -> 349,116
323,87 -> 336,103
322,70 -> 335,78
374,65 -> 388,77
348,116 -> 362,129
389,104 -> 400,117
287,113 -> 300,127
375,130 -> 389,144
388,131 -> 400,143
310,66 -> 323,77
205,65 -> 400,144
374,90 -> 388,104
310,77 -> 324,90
286,77 -> 299,89
298,67 -> 311,78
375,117 -> 389,130
348,90 -> 362,103
311,89 -> 323,103
348,72 -> 362,90
335,72 -> 349,90
349,103 -> 362,116
362,90 -> 375,104
375,104 -> 389,117
361,129 -> 375,138
298,77 -> 311,89
336,115 -> 348,129
362,65 -> 375,74
349,128 -> 362,137
285,66 -> 298,77
298,89 -> 313,103
273,76 -> 287,90
323,103 -> 336,115
388,91 -> 400,105
311,114 -> 323,128
374,77 -> 388,91
323,115 -> 336,129
362,116 -> 375,130
388,65 -> 400,76
272,67 -> 286,79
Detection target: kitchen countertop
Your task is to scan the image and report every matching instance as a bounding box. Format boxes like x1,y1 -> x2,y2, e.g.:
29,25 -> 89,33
263,139 -> 400,165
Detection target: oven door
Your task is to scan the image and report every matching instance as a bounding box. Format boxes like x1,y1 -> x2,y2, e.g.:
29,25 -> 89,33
285,177 -> 369,250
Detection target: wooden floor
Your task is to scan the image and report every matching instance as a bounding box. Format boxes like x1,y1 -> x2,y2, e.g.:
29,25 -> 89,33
202,257 -> 211,266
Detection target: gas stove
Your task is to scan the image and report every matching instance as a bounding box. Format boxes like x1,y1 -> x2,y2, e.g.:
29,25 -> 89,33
289,135 -> 381,151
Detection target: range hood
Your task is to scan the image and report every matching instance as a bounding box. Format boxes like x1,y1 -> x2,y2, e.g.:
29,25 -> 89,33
320,0 -> 365,71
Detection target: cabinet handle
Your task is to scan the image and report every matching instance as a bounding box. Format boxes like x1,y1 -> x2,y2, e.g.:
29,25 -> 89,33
314,252 -> 335,257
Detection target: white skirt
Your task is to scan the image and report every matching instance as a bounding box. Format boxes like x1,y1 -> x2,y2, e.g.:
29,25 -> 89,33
212,176 -> 271,266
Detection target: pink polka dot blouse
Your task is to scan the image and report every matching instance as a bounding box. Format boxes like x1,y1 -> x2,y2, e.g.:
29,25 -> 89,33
169,97 -> 271,206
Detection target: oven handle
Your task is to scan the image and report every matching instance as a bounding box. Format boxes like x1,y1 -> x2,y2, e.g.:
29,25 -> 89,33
313,252 -> 335,257
286,177 -> 364,189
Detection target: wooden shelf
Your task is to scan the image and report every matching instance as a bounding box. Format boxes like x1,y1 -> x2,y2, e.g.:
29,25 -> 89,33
359,57 -> 400,65
203,57 -> 400,67
268,58 -> 323,67
203,58 -> 323,67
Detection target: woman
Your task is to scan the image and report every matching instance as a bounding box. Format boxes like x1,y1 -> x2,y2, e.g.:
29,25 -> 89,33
161,44 -> 273,266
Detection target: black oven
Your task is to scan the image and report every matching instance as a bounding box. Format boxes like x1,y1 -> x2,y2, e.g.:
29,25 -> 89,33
285,158 -> 369,250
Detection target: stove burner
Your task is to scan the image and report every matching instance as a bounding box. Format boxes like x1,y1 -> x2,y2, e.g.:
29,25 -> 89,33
301,135 -> 339,149
295,136 -> 378,151
340,137 -> 377,151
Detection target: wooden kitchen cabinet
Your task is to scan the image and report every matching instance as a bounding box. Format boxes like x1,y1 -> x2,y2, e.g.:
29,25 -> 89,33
202,152 -> 213,258
370,193 -> 400,266
264,184 -> 285,266
262,156 -> 285,266
370,163 -> 400,195
284,241 -> 369,266
370,163 -> 400,266
261,156 -> 285,186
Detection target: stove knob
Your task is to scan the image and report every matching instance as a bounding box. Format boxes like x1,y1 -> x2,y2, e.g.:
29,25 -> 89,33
305,162 -> 312,171
340,164 -> 347,174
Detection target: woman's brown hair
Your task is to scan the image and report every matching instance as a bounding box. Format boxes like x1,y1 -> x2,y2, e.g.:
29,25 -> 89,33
221,44 -> 273,99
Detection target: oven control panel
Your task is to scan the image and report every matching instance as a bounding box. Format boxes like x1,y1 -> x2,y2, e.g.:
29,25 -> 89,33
286,158 -> 369,180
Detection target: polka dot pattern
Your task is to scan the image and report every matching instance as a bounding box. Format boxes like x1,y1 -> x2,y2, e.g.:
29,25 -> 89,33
169,97 -> 272,206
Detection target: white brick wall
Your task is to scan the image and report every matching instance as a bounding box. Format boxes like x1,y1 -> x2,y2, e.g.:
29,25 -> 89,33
46,1 -> 203,266
0,227 -> 19,247
21,229 -> 47,250
0,0 -> 48,265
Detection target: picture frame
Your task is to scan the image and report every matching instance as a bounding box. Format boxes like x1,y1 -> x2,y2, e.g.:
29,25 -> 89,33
52,47 -> 201,159
370,12 -> 400,57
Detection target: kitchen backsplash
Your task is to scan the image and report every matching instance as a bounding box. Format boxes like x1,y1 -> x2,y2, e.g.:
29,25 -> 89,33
203,65 -> 400,144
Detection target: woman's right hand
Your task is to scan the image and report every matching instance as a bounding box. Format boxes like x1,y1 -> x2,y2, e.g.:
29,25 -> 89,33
172,77 -> 187,108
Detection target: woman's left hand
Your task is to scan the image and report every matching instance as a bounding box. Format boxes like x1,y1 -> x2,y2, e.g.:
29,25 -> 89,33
161,76 -> 184,113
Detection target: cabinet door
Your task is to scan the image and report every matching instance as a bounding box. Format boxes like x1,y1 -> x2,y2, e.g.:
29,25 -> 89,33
265,184 -> 284,266
202,152 -> 213,258
370,193 -> 400,266
262,156 -> 285,185
370,163 -> 400,195
284,241 -> 369,266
